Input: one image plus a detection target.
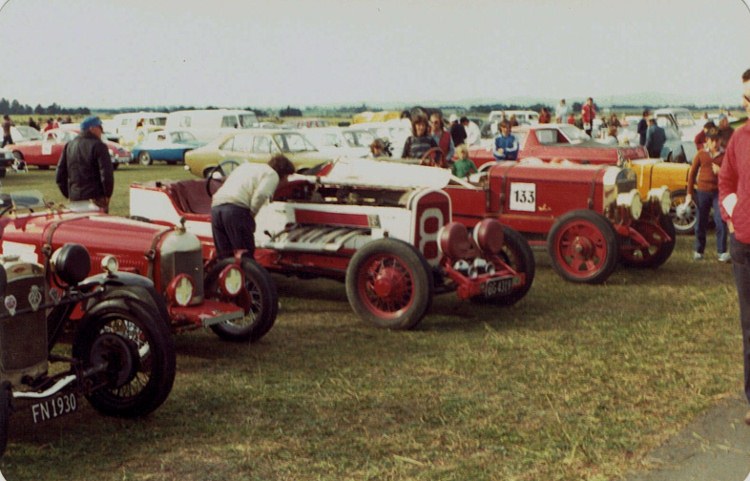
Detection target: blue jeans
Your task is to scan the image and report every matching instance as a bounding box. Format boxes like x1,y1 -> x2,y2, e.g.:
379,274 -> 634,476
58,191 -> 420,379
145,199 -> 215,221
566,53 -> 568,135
694,190 -> 727,254
731,235 -> 750,403
211,203 -> 256,260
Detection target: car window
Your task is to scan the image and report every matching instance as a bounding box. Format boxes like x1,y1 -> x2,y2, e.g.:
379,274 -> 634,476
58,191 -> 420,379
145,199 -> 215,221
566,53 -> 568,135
170,133 -> 180,143
253,135 -> 273,153
150,117 -> 167,127
238,114 -> 257,128
177,116 -> 191,128
228,133 -> 253,152
274,133 -> 315,153
221,116 -> 238,128
536,129 -> 557,145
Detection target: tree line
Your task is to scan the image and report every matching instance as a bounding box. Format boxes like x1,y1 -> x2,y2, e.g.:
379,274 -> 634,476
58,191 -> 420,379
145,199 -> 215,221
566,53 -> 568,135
0,98 -> 91,116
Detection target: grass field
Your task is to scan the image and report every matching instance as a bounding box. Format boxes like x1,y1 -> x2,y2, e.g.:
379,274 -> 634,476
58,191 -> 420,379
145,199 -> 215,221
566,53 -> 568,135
0,163 -> 741,481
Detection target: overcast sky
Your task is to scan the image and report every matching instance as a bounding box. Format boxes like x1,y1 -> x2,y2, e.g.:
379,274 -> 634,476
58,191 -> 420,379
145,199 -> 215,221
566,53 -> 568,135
0,0 -> 749,109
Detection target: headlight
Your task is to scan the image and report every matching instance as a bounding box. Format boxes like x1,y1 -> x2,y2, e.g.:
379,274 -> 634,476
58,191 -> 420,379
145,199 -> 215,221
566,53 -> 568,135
648,186 -> 671,215
50,243 -> 91,285
219,265 -> 243,296
100,255 -> 119,274
616,189 -> 642,220
167,273 -> 194,307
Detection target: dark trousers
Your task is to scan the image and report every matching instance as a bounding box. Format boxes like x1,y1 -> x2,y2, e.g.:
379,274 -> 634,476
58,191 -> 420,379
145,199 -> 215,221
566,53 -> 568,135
731,234 -> 750,403
211,203 -> 256,260
1,135 -> 11,147
694,190 -> 727,254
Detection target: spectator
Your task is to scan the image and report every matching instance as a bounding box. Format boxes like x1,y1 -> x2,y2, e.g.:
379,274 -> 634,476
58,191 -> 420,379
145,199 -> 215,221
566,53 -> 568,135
555,99 -> 569,123
581,97 -> 596,136
368,138 -> 389,158
1,115 -> 14,147
55,116 -> 113,212
43,118 -> 55,132
718,67 -> 750,424
718,114 -> 734,148
695,120 -> 717,152
600,125 -> 619,145
686,130 -> 728,261
566,114 -> 576,125
211,154 -> 295,260
508,114 -> 519,127
449,114 -> 467,147
430,112 -> 454,162
608,113 -> 621,128
645,118 -> 667,158
462,117 -> 481,146
538,107 -> 551,124
27,117 -> 39,131
451,144 -> 477,179
637,109 -> 650,146
54,117 -> 61,128
493,120 -> 519,161
401,113 -> 437,160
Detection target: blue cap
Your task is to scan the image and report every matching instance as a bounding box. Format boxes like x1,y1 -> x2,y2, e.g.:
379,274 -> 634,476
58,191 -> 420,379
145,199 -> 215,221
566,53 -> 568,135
80,116 -> 103,131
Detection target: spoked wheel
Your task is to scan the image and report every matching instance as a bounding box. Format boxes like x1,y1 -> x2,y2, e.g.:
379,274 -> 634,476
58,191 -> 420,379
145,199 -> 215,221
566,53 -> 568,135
669,189 -> 697,234
205,258 -> 278,342
205,160 -> 241,197
345,239 -> 433,330
0,381 -> 11,457
419,147 -> 446,168
473,225 -> 535,306
138,151 -> 153,166
547,210 -> 619,284
619,214 -> 676,268
72,298 -> 176,418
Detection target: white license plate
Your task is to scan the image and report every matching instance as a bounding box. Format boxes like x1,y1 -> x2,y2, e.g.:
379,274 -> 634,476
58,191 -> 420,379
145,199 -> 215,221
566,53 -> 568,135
30,392 -> 78,424
482,277 -> 513,298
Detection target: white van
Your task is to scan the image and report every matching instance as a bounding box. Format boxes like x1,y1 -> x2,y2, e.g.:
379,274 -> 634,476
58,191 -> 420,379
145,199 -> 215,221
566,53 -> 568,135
165,109 -> 259,142
111,111 -> 168,146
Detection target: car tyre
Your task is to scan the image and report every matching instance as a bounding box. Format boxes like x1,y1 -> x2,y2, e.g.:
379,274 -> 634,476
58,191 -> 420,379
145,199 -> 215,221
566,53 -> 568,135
472,225 -> 535,306
669,189 -> 697,234
619,214 -> 676,268
346,238 -> 433,330
138,151 -> 153,166
547,209 -> 619,284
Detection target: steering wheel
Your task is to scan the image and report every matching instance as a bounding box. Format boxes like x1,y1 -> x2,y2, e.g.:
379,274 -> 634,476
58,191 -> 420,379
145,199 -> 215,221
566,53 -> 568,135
419,147 -> 446,168
205,159 -> 240,197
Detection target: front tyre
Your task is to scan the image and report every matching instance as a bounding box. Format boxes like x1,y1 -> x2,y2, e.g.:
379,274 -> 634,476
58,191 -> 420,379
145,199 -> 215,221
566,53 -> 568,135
346,239 -> 433,330
72,298 -> 176,418
547,210 -> 619,284
205,258 -> 278,342
669,189 -> 697,234
138,151 -> 153,166
619,214 -> 676,268
473,226 -> 535,306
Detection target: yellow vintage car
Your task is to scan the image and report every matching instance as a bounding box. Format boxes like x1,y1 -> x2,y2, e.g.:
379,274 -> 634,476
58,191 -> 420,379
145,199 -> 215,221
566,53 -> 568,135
184,129 -> 331,178
628,158 -> 694,234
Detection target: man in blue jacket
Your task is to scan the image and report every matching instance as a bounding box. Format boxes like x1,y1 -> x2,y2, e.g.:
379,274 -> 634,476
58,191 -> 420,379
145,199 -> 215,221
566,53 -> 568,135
493,121 -> 519,161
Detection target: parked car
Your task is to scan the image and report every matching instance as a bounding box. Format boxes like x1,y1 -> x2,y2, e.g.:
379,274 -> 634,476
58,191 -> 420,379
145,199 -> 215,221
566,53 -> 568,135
130,158 -> 536,330
165,109 -> 259,143
0,149 -> 15,177
184,129 -> 330,177
0,193 -> 278,343
111,111 -> 168,147
10,125 -> 42,143
303,127 -> 371,158
7,128 -> 131,169
131,130 -> 205,165
487,110 -> 540,135
653,108 -> 702,161
621,116 -> 687,163
347,120 -> 411,158
0,192 -> 176,456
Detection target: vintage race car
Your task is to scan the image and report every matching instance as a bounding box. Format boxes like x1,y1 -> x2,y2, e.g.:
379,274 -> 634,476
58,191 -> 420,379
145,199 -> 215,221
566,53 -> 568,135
443,159 -> 675,283
7,128 -> 131,169
0,193 -> 277,343
130,159 -> 536,330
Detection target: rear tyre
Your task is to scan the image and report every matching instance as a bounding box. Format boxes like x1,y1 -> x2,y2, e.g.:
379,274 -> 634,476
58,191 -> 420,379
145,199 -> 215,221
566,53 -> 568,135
206,258 -> 278,342
138,151 -> 153,166
547,210 -> 619,284
72,298 -> 176,418
346,239 -> 433,330
669,189 -> 697,234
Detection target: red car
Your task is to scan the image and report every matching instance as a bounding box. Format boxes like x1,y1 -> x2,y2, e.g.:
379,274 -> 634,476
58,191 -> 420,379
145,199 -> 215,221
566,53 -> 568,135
469,124 -> 647,168
7,128 -> 131,169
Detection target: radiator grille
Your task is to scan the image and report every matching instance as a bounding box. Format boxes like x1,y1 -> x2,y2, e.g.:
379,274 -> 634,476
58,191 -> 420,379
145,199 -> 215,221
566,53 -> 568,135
163,249 -> 204,303
0,275 -> 48,371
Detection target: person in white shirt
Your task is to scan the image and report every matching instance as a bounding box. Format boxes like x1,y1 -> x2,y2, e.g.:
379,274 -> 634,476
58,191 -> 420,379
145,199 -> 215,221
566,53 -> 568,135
211,154 -> 295,260
554,99 -> 569,124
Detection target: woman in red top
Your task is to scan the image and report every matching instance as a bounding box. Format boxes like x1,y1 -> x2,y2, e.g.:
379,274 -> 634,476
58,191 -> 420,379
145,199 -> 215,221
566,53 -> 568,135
686,130 -> 729,261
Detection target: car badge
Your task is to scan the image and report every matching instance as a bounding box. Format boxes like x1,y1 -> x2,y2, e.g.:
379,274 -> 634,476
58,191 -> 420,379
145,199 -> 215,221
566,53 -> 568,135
28,285 -> 43,311
4,295 -> 17,316
49,287 -> 62,304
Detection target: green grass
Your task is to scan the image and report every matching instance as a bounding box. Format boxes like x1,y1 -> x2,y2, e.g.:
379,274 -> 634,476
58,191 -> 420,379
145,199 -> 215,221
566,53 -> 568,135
0,164 -> 742,481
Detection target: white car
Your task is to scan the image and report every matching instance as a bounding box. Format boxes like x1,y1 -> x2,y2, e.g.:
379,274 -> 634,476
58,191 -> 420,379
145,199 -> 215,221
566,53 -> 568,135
653,108 -> 702,161
10,125 -> 42,142
347,120 -> 411,159
303,127 -> 370,158
621,116 -> 686,162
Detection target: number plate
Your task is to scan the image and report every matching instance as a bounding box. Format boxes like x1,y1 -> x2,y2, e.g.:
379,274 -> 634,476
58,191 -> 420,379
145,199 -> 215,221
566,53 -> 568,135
30,392 -> 78,424
482,277 -> 513,298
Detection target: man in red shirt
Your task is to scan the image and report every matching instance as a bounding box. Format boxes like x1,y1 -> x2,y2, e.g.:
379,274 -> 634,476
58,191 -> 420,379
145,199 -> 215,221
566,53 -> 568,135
718,67 -> 750,424
581,97 -> 596,137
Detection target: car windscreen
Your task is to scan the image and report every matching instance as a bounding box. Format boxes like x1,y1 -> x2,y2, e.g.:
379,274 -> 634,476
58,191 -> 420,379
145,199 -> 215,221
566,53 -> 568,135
238,114 -> 258,128
274,133 -> 316,153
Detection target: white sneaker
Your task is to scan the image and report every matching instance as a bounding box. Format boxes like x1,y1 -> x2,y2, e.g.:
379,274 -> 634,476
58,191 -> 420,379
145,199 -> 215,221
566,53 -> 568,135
693,252 -> 704,261
718,252 -> 732,263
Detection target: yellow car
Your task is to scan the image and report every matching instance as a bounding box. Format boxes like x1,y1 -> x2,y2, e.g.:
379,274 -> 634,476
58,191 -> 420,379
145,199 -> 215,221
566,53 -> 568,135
184,129 -> 331,178
628,158 -> 694,234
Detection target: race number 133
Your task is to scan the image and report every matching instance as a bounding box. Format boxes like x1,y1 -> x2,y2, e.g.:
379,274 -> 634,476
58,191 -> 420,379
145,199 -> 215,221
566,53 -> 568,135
509,182 -> 536,212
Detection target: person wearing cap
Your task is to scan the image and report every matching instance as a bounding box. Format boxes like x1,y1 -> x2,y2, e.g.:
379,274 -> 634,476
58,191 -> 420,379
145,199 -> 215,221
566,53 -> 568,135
55,116 -> 114,212
448,114 -> 466,147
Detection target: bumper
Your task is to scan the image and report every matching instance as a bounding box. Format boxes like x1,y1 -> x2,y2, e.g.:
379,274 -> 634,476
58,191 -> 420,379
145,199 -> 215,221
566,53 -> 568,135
168,299 -> 244,329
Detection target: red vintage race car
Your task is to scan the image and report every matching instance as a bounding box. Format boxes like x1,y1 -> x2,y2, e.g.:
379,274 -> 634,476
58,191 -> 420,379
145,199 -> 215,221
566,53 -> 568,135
469,123 -> 647,167
7,128 -> 131,170
444,159 -> 675,283
129,159 -> 536,330
0,192 -> 277,343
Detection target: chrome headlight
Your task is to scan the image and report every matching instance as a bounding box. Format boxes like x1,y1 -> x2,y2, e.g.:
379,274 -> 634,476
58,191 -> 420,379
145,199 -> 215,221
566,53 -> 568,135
648,186 -> 671,215
50,244 -> 91,285
100,255 -> 119,274
219,265 -> 243,296
167,273 -> 194,307
616,189 -> 642,220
